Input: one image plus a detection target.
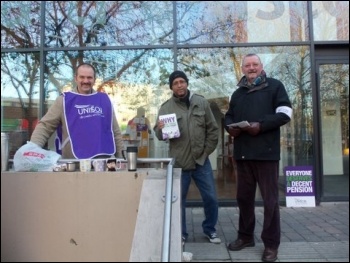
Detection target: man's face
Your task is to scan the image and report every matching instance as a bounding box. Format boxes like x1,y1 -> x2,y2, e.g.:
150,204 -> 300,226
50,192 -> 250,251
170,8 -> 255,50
75,66 -> 95,94
172,77 -> 188,98
241,56 -> 264,84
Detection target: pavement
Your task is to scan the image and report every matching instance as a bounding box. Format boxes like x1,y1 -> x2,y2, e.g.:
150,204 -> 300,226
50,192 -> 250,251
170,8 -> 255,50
183,202 -> 349,262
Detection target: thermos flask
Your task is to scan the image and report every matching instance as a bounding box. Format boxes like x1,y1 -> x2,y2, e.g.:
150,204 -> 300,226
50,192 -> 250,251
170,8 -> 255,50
122,146 -> 138,171
1,132 -> 9,171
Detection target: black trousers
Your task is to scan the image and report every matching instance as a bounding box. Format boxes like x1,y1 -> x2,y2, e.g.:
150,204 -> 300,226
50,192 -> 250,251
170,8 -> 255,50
236,160 -> 281,249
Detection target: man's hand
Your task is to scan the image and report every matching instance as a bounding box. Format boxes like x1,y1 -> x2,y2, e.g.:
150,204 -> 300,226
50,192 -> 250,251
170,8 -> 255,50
228,127 -> 241,137
157,120 -> 165,129
242,122 -> 261,136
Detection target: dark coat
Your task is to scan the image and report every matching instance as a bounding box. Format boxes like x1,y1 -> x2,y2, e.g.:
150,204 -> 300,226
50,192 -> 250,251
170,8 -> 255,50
224,77 -> 292,161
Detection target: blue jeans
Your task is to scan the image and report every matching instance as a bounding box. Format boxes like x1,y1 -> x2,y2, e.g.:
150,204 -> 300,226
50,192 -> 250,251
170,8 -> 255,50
181,158 -> 219,237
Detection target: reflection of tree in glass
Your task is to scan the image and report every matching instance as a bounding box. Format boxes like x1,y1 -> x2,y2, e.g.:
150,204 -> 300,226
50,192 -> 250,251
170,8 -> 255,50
1,53 -> 40,136
319,64 -> 349,152
269,46 -> 312,164
44,1 -> 174,47
1,2 -> 41,48
177,48 -> 250,98
1,2 -> 174,140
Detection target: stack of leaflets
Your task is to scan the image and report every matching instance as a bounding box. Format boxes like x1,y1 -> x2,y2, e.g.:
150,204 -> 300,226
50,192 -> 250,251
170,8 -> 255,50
159,113 -> 180,140
227,121 -> 250,128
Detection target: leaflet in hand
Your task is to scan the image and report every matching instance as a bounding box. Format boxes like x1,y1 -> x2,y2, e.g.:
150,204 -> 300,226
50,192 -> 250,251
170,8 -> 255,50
227,121 -> 250,128
159,113 -> 180,140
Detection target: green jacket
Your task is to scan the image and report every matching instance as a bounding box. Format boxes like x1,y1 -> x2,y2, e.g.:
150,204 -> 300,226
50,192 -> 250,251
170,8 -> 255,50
154,92 -> 218,170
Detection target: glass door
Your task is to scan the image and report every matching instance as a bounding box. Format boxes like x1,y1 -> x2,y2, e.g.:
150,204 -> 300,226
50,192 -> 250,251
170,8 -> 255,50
317,61 -> 349,200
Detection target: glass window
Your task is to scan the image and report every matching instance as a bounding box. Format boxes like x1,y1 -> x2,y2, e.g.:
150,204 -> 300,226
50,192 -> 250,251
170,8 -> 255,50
1,0 -> 346,202
45,1 -> 173,47
180,46 -> 311,200
176,46 -> 312,176
312,1 -> 349,41
177,1 -> 309,44
1,52 -> 41,158
1,1 -> 41,48
43,49 -> 174,154
319,64 -> 349,176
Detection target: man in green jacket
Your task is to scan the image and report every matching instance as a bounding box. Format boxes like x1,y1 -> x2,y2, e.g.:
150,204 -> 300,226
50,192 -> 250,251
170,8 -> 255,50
153,70 -> 220,244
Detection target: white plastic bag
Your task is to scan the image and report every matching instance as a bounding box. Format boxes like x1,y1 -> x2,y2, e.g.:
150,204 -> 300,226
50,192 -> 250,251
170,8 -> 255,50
14,141 -> 61,172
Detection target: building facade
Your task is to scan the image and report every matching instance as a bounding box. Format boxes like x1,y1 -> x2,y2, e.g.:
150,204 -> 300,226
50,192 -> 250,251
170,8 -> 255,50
1,1 -> 349,204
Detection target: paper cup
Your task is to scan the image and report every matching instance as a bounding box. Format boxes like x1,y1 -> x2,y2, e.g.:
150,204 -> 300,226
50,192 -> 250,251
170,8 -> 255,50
93,159 -> 106,172
80,159 -> 91,172
106,158 -> 123,171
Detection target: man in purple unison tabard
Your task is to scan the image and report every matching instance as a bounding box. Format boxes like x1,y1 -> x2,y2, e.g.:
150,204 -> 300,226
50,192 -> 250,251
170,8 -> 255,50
31,63 -> 123,159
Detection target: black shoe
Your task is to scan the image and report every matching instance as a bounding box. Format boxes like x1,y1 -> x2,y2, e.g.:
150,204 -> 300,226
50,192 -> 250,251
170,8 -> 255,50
262,248 -> 278,262
227,238 -> 255,251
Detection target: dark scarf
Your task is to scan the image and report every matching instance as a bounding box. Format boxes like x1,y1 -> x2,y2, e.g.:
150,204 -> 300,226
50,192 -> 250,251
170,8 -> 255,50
174,90 -> 191,109
237,70 -> 268,92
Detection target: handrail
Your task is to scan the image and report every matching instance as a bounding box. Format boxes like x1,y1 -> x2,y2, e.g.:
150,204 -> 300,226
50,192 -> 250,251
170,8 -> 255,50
135,158 -> 176,262
160,158 -> 175,262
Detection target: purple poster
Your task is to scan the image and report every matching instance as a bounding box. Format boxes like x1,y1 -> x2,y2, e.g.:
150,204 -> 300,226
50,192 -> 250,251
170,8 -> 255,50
284,166 -> 315,207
